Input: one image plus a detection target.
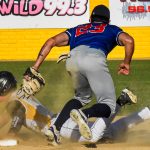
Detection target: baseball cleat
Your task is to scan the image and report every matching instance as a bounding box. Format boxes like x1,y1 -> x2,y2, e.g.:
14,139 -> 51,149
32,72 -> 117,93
45,125 -> 60,146
70,109 -> 92,140
117,88 -> 137,106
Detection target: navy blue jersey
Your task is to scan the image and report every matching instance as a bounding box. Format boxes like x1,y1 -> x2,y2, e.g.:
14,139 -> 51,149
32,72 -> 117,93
65,23 -> 123,56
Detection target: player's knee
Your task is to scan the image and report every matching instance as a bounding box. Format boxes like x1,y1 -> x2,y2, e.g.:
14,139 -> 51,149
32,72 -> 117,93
93,103 -> 111,118
97,98 -> 116,115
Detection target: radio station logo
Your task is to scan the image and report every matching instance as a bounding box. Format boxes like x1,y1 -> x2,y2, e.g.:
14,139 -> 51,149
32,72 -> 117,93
0,0 -> 88,16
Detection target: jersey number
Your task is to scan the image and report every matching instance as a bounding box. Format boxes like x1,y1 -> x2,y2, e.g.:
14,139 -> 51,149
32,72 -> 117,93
75,24 -> 107,37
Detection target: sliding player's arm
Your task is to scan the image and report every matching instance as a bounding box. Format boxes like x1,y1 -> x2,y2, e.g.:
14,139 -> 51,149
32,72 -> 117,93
7,101 -> 26,135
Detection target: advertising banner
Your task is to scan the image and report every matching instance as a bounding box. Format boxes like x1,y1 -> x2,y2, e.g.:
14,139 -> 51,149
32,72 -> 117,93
0,0 -> 89,28
109,0 -> 150,26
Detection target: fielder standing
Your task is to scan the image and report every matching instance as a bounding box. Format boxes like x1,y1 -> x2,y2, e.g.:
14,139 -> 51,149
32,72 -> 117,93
24,4 -> 135,145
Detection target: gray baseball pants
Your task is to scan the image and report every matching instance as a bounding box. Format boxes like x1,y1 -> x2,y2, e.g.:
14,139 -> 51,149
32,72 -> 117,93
66,45 -> 116,114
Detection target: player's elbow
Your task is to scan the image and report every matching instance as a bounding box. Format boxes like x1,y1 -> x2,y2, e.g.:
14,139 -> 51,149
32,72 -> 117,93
119,33 -> 134,46
124,36 -> 134,46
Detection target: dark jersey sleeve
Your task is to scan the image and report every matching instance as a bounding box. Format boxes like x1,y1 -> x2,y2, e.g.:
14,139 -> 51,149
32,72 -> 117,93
110,25 -> 124,46
65,27 -> 76,46
6,101 -> 26,134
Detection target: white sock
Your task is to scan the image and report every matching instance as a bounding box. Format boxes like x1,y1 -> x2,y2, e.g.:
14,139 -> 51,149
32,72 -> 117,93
138,107 -> 150,120
78,118 -> 108,143
89,118 -> 108,143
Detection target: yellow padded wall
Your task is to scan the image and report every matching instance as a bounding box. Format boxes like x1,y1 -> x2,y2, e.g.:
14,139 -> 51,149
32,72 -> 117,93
0,0 -> 150,61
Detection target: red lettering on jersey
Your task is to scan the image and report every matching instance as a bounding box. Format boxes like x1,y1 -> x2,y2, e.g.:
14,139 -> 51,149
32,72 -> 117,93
76,24 -> 92,37
75,23 -> 107,37
89,24 -> 107,33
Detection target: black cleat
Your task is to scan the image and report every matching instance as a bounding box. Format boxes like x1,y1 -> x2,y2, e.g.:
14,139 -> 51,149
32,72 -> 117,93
117,88 -> 137,106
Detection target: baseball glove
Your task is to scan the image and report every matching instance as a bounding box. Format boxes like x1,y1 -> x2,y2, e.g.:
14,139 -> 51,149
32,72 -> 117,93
57,53 -> 70,63
22,67 -> 45,95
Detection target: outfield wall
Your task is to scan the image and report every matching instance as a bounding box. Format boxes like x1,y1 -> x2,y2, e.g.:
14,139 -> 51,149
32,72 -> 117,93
0,0 -> 150,61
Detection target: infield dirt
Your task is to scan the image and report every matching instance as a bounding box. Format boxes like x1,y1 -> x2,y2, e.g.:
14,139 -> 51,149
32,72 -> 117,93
0,117 -> 150,150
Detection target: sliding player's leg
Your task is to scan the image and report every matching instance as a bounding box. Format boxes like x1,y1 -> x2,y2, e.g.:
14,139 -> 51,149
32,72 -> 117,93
103,107 -> 150,142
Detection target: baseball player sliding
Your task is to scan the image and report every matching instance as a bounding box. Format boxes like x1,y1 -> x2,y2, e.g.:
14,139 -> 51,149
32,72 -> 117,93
1,70 -> 149,147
